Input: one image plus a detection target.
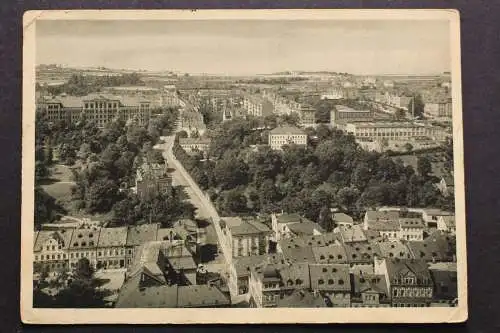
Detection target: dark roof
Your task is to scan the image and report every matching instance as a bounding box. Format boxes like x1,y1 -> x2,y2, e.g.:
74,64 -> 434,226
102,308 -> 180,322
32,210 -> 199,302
378,241 -> 413,260
333,213 -> 354,224
407,231 -> 455,262
281,245 -> 316,263
69,227 -> 100,249
385,258 -> 432,283
340,224 -> 367,243
343,242 -> 381,264
429,269 -> 458,300
276,289 -> 327,308
177,285 -> 230,307
309,264 -> 351,292
352,274 -> 389,296
312,245 -> 348,264
279,262 -> 311,289
399,217 -> 425,229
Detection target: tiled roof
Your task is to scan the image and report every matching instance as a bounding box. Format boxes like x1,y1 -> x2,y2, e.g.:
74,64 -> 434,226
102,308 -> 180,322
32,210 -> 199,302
97,227 -> 128,248
440,215 -> 455,228
312,245 -> 348,264
69,227 -> 100,249
269,126 -> 306,136
276,289 -> 327,308
365,210 -> 400,222
343,242 -> 381,264
34,229 -> 74,252
234,254 -> 273,276
333,212 -> 354,224
287,221 -> 324,236
115,274 -> 177,308
340,224 -> 367,243
385,258 -> 432,283
352,274 -> 388,296
378,241 -> 413,260
281,245 -> 316,264
228,218 -> 271,236
126,223 -> 159,247
279,262 -> 311,290
309,264 -> 351,292
177,285 -> 230,307
399,217 -> 425,229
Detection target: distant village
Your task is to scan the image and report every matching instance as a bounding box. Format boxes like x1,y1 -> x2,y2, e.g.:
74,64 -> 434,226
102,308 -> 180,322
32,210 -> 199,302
34,65 -> 456,308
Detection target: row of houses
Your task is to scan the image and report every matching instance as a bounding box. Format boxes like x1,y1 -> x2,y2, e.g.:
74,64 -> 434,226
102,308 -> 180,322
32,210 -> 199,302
33,220 -> 207,274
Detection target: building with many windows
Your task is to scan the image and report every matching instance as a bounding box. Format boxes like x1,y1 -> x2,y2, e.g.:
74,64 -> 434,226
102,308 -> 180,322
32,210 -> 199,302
268,126 -> 307,150
37,93 -> 152,128
33,229 -> 74,274
330,105 -> 373,127
96,227 -> 128,270
68,227 -> 100,269
221,217 -> 271,258
242,95 -> 274,117
374,258 -> 434,307
345,121 -> 429,141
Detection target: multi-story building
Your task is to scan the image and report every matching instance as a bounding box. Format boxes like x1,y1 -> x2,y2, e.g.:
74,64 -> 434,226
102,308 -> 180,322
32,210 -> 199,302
345,122 -> 428,141
374,258 -> 434,307
271,213 -> 323,243
330,105 -> 373,127
125,223 -> 160,266
242,95 -> 274,117
298,105 -> 316,127
37,93 -> 152,128
398,217 -> 425,241
96,226 -> 128,270
220,217 -> 271,258
309,264 -> 351,307
68,227 -> 100,269
268,126 -> 307,150
351,274 -> 391,307
423,94 -> 452,119
320,86 -> 344,100
178,137 -> 211,154
437,215 -> 456,235
33,229 -> 74,274
363,211 -> 401,241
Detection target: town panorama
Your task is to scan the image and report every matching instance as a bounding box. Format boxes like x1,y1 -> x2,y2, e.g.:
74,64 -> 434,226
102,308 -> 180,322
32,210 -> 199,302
33,64 -> 457,309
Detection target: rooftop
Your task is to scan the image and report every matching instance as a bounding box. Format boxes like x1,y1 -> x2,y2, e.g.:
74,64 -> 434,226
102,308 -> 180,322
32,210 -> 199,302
352,274 -> 388,296
34,229 -> 74,252
378,241 -> 413,260
309,264 -> 351,292
312,244 -> 348,264
126,223 -> 159,247
69,227 -> 101,249
97,227 -> 128,248
276,289 -> 327,308
269,126 -> 306,136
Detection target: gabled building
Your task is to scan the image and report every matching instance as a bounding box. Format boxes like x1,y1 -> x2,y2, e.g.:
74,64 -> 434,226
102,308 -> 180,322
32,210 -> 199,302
220,216 -> 271,258
309,264 -> 351,307
351,274 -> 390,307
374,258 -> 433,307
271,213 -> 323,242
68,227 -> 101,269
33,229 -> 74,273
437,215 -> 456,235
125,223 -> 160,266
96,226 -> 128,270
363,210 -> 400,241
437,175 -> 455,197
312,244 -> 349,265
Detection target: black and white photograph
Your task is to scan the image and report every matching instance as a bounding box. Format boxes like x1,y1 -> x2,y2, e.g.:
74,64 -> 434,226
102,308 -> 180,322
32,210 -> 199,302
21,9 -> 466,324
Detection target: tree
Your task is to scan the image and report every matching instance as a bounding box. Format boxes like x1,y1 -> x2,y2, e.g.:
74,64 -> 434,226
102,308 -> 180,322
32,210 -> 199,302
318,206 -> 334,232
222,189 -> 248,214
407,95 -> 425,118
417,156 -> 432,178
75,258 -> 94,280
404,143 -> 413,153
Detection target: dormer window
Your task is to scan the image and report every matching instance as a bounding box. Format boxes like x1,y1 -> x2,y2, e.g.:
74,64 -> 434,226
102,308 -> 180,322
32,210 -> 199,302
322,267 -> 327,273
338,279 -> 345,285
318,279 -> 324,285
328,279 -> 334,285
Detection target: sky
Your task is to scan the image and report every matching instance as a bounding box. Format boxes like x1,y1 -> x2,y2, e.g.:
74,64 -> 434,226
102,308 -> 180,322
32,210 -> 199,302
36,19 -> 451,76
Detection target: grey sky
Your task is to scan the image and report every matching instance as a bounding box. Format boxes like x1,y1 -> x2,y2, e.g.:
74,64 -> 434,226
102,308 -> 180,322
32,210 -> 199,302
36,20 -> 451,75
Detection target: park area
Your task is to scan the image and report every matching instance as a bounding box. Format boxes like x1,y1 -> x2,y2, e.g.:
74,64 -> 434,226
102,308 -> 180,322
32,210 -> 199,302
39,164 -> 76,210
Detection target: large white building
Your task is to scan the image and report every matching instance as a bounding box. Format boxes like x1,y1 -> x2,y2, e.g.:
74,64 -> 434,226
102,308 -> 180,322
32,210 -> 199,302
243,95 -> 274,117
37,93 -> 152,128
345,121 -> 428,141
268,126 -> 307,150
330,105 -> 373,127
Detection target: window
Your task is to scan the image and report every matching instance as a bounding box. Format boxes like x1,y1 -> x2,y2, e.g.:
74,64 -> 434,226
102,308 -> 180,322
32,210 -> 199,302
328,279 -> 334,285
51,245 -> 55,251
318,279 -> 324,285
338,279 -> 344,285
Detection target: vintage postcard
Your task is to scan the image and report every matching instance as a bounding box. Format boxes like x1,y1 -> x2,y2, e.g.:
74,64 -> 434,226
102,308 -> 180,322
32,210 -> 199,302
21,9 -> 466,324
